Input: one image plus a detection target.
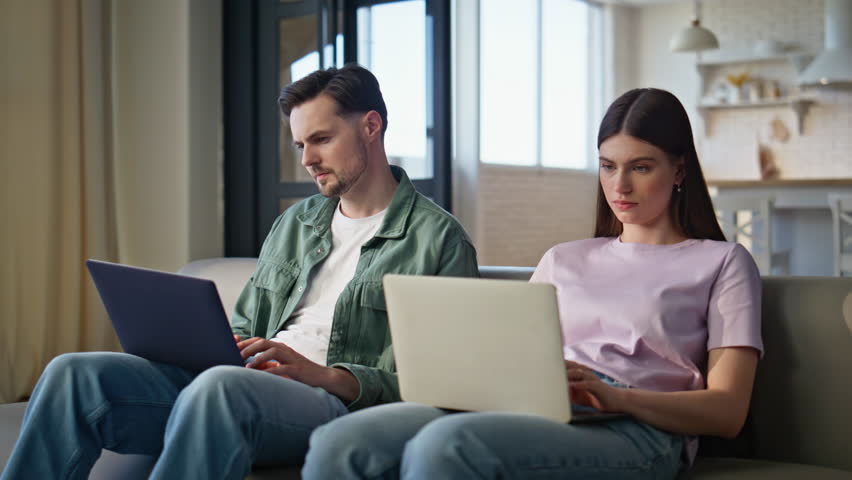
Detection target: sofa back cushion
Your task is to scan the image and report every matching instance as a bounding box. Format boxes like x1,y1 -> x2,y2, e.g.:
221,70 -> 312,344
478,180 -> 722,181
738,276 -> 852,470
179,258 -> 258,322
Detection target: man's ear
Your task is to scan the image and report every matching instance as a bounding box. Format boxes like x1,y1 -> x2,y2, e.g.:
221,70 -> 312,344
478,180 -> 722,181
362,110 -> 383,142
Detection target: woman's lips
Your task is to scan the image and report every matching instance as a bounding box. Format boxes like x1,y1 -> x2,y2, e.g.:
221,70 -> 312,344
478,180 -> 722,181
613,200 -> 637,210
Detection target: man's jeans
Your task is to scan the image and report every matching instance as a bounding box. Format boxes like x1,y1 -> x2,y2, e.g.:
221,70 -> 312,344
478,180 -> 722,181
304,373 -> 683,480
0,352 -> 349,480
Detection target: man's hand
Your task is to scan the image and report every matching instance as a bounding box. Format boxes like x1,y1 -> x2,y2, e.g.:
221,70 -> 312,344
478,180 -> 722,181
565,360 -> 627,413
237,337 -> 361,403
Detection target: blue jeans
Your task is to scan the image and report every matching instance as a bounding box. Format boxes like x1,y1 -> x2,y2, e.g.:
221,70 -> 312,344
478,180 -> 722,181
303,375 -> 683,480
0,352 -> 348,480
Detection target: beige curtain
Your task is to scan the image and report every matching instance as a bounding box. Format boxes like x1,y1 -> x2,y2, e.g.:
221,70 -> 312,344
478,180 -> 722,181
1,0 -> 121,403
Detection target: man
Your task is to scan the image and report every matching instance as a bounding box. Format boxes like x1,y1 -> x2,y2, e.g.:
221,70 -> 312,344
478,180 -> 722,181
1,64 -> 478,479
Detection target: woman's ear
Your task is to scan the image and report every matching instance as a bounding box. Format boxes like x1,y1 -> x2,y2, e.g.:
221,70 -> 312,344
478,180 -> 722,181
675,157 -> 686,184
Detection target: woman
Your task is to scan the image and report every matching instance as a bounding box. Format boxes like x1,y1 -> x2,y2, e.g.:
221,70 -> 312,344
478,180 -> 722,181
301,88 -> 763,479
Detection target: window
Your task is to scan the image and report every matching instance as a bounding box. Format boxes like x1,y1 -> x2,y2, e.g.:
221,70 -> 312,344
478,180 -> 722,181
479,0 -> 603,170
357,0 -> 430,179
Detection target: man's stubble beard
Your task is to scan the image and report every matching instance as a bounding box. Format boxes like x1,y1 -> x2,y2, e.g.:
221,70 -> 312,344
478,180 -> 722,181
318,139 -> 369,198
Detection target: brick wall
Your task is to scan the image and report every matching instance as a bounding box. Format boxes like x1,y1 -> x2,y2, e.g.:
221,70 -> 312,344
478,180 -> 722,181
477,165 -> 598,267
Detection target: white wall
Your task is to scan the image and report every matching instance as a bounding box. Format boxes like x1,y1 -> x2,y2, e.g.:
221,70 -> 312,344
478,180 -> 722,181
606,5 -> 640,104
112,0 -> 223,272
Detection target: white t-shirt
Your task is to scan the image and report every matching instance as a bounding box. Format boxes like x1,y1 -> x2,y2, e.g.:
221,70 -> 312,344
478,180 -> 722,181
272,204 -> 387,365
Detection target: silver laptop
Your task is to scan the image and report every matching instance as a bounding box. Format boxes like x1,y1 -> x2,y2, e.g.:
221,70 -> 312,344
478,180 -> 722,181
384,274 -> 622,424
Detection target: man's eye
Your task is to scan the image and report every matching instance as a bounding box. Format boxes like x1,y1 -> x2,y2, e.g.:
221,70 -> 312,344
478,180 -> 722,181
634,165 -> 650,172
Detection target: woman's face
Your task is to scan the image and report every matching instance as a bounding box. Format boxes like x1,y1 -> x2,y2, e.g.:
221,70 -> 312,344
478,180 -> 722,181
598,133 -> 684,236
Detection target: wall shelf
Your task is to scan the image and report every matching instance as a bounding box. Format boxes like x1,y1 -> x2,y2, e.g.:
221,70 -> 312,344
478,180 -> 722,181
696,51 -> 816,70
697,97 -> 815,135
695,49 -> 819,136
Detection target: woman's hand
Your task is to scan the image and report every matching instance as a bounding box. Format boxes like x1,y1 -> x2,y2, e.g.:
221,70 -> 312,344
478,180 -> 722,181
565,360 -> 627,413
564,348 -> 759,437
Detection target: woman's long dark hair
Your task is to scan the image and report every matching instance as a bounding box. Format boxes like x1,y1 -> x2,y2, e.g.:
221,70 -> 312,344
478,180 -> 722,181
594,88 -> 725,241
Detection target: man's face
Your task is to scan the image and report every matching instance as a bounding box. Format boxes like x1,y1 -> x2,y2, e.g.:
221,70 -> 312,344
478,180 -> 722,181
289,94 -> 369,198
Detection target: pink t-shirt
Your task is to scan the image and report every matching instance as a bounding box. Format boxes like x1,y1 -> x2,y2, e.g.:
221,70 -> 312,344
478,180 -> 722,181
530,237 -> 763,462
531,237 -> 762,390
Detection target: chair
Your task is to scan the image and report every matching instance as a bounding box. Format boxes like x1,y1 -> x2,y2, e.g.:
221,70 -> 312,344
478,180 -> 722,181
828,193 -> 852,277
713,194 -> 775,275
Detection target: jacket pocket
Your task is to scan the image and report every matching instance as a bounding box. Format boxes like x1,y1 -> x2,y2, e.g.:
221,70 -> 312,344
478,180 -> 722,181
359,281 -> 387,311
251,259 -> 299,294
354,281 -> 389,366
250,259 -> 300,335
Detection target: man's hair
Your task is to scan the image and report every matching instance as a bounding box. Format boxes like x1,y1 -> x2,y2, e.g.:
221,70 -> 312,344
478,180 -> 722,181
278,63 -> 388,135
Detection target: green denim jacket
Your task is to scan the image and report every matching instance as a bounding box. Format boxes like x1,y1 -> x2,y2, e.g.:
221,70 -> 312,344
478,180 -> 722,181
230,166 -> 479,411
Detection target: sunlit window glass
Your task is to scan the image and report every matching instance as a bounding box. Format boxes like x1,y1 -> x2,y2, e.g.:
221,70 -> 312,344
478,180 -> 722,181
480,0 -> 537,166
541,0 -> 589,169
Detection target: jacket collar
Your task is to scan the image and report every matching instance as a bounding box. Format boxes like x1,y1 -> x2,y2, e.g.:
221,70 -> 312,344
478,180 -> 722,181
297,165 -> 416,240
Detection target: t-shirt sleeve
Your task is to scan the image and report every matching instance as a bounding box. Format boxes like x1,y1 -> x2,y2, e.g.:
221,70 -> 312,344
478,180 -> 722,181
530,247 -> 554,284
706,243 -> 764,357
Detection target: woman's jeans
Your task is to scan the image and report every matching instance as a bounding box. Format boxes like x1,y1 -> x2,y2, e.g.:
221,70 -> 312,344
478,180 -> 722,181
303,374 -> 683,480
0,351 -> 348,480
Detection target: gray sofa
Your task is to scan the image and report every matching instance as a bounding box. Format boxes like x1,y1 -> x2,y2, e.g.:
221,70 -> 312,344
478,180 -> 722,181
2,258 -> 851,479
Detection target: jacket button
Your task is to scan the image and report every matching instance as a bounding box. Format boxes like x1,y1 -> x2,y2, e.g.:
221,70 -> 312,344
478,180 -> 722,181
297,285 -> 304,292
317,248 -> 324,254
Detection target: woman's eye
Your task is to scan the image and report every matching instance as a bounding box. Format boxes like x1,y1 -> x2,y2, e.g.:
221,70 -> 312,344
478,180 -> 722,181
600,164 -> 615,171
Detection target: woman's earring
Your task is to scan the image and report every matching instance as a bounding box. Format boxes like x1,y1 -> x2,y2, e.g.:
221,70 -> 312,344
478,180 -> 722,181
676,184 -> 682,193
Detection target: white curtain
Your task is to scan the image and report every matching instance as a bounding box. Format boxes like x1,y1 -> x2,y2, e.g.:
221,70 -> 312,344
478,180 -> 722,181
1,0 -> 121,403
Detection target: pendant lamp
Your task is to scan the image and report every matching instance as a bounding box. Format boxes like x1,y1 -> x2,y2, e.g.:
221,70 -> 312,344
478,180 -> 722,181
670,0 -> 719,53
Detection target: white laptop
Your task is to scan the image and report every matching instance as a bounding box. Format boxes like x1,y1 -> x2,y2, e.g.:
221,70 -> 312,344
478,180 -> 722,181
383,274 -> 628,424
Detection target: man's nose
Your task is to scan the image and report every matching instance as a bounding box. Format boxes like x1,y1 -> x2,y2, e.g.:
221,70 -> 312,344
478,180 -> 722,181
301,146 -> 318,168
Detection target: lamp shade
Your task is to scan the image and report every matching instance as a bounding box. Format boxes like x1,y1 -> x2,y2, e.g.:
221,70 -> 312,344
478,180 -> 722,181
670,20 -> 720,52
